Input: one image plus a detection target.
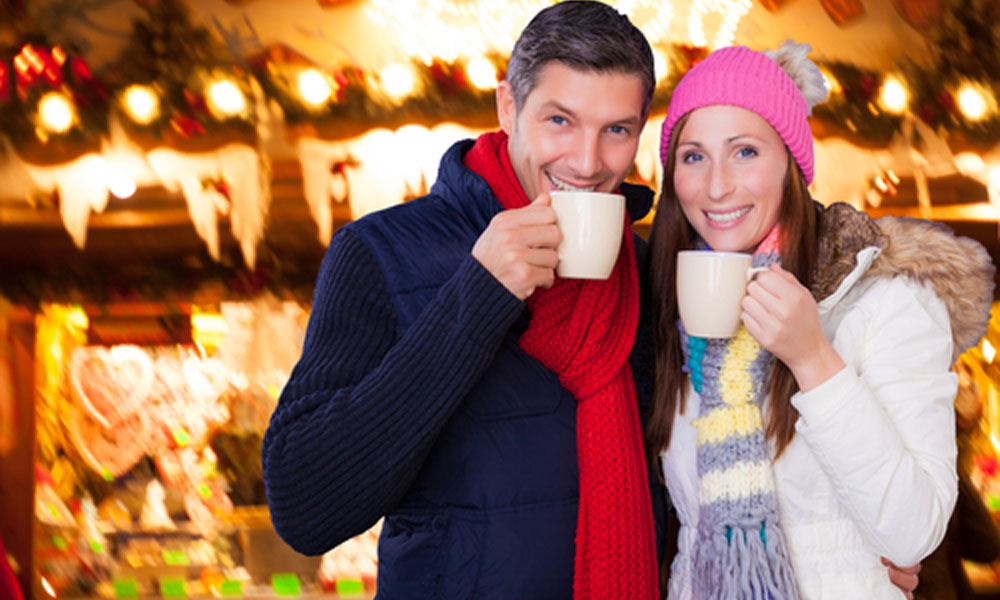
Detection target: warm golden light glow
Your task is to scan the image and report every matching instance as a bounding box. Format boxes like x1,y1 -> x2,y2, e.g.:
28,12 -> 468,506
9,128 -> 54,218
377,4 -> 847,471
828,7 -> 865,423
688,0 -> 752,49
41,575 -> 57,598
38,91 -> 75,133
877,76 -> 908,115
191,311 -> 226,356
380,63 -> 416,101
123,84 -> 160,125
955,151 -> 986,176
618,0 -> 674,44
465,56 -> 498,91
990,165 -> 1000,191
367,1 -> 691,61
297,68 -> 334,107
984,338 -> 996,363
206,79 -> 247,118
108,172 -> 137,200
819,67 -> 842,97
652,46 -> 669,84
957,84 -> 994,122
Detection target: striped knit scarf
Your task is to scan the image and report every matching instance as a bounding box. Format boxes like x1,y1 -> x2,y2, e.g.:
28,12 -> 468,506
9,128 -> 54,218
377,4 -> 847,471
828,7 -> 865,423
464,131 -> 658,600
681,227 -> 802,600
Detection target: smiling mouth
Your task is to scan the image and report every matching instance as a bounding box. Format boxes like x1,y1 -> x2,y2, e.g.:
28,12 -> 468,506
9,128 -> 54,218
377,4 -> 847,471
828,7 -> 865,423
706,206 -> 751,223
548,173 -> 596,192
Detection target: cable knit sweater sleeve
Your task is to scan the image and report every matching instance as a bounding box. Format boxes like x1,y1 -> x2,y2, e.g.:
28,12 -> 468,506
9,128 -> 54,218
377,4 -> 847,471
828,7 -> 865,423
262,227 -> 524,555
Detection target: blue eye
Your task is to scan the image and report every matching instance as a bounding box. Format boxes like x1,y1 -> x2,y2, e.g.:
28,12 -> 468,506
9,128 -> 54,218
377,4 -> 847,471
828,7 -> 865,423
608,125 -> 627,135
681,151 -> 703,164
738,146 -> 758,158
550,115 -> 567,125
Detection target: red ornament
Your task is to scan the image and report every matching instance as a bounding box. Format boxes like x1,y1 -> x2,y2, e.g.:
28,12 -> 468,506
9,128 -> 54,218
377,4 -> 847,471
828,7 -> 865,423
893,0 -> 943,36
170,114 -> 205,138
858,74 -> 878,96
917,104 -> 935,124
976,453 -> 998,478
183,89 -> 210,115
936,90 -> 955,111
70,56 -> 92,82
819,0 -> 865,25
0,63 -> 9,102
755,0 -> 793,11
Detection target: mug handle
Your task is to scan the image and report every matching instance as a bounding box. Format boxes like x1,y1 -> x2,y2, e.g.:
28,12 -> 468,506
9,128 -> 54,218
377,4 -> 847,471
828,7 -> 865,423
746,266 -> 769,282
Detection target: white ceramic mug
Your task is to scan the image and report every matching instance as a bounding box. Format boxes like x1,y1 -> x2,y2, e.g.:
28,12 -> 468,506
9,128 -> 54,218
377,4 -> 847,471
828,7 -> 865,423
676,250 -> 768,338
549,190 -> 625,280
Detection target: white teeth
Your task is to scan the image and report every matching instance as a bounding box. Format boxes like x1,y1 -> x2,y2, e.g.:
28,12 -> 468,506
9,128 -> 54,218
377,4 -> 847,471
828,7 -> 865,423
706,206 -> 751,223
549,174 -> 596,192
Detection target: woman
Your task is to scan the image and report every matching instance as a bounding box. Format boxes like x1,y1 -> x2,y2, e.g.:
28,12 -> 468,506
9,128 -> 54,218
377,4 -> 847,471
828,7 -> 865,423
647,42 -> 995,599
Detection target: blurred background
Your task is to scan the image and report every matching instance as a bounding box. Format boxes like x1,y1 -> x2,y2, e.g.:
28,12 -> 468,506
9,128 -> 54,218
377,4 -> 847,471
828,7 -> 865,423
1,0 -> 1000,598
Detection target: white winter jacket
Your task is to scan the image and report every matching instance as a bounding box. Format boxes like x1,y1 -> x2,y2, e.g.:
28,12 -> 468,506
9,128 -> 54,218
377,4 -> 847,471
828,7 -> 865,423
660,208 -> 995,600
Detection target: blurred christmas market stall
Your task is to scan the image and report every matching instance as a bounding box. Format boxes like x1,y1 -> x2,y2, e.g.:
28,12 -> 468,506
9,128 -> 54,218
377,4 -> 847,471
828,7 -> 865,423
2,0 -> 1000,598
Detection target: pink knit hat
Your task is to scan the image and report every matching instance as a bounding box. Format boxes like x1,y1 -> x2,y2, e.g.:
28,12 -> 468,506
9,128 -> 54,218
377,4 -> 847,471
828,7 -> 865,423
660,45 -> 816,184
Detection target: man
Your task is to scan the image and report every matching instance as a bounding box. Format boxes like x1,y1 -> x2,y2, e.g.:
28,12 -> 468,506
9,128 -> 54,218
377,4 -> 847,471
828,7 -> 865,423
262,2 -> 920,598
263,3 -> 662,598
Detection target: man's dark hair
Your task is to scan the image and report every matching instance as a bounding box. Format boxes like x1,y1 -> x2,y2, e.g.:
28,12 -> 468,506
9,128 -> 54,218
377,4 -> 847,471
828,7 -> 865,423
506,1 -> 655,117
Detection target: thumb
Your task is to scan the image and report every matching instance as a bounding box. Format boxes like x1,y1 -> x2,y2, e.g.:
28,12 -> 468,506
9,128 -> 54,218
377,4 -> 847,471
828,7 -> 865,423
531,191 -> 552,206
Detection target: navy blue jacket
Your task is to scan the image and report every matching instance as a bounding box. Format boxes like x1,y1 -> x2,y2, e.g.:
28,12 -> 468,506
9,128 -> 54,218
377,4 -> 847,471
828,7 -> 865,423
262,139 -> 667,599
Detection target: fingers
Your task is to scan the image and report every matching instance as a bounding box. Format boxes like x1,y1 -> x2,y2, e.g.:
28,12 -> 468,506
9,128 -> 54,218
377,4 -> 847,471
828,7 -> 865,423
471,194 -> 563,300
882,557 -> 920,598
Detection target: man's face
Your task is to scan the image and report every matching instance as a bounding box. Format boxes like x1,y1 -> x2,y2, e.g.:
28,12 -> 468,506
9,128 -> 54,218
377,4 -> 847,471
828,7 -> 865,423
497,62 -> 646,202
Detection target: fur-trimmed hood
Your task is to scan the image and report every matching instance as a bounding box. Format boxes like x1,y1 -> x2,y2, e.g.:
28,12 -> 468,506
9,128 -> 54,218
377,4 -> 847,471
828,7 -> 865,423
810,202 -> 996,360
811,202 -> 994,363
869,216 -> 995,362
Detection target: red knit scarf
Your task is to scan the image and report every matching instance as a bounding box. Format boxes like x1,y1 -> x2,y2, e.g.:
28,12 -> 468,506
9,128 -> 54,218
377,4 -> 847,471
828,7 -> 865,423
465,131 -> 657,600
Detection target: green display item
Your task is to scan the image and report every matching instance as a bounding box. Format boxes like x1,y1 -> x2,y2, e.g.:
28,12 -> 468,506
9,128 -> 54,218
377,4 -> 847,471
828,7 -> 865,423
162,549 -> 190,565
336,578 -> 365,597
112,577 -> 139,599
271,573 -> 301,596
52,535 -> 67,551
220,579 -> 243,596
160,577 -> 187,598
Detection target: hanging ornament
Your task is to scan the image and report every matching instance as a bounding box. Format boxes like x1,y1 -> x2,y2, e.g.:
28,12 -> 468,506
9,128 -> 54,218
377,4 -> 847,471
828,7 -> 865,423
0,62 -> 10,102
894,0 -> 944,36
818,0 -> 865,25
755,0 -> 795,11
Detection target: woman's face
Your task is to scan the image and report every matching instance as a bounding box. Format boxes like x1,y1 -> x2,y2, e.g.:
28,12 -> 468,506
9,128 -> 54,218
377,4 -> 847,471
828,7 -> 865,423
672,105 -> 789,253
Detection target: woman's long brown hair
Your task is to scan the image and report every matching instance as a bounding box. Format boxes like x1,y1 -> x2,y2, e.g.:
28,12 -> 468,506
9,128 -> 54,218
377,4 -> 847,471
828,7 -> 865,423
645,113 -> 819,460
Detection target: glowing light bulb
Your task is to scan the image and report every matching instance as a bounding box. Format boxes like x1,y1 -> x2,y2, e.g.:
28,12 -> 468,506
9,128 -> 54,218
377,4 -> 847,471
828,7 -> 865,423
123,84 -> 160,125
297,68 -> 334,107
878,76 -> 908,115
206,79 -> 247,118
465,56 -> 498,91
38,91 -> 75,133
108,172 -> 137,199
380,63 -> 416,101
957,84 -> 991,121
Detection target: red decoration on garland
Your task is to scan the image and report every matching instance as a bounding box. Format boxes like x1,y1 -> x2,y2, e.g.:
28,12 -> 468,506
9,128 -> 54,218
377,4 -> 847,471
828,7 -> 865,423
819,0 -> 865,25
170,114 -> 205,138
0,63 -> 9,102
13,44 -> 63,91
